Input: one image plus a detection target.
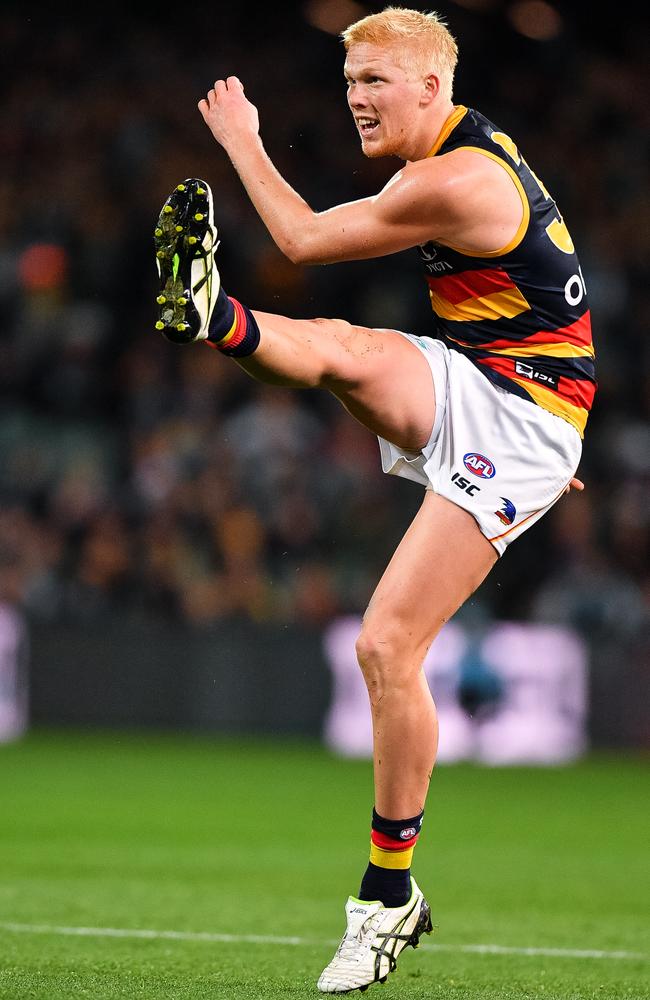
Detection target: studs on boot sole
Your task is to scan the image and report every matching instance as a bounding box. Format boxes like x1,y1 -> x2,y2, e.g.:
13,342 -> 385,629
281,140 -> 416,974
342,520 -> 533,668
154,179 -> 212,342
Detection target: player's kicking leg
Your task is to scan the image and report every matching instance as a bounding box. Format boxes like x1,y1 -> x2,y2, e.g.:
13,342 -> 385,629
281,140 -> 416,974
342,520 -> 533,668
154,179 -> 497,993
154,178 -> 435,450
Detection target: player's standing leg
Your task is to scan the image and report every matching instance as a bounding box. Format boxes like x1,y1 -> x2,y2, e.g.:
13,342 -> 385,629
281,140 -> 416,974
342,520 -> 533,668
316,490 -> 495,993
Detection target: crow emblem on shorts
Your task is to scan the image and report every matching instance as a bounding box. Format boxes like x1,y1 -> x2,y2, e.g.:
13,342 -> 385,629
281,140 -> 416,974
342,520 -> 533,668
495,498 -> 517,526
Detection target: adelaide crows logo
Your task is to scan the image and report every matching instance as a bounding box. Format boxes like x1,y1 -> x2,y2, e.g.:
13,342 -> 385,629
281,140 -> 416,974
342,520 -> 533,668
495,498 -> 516,526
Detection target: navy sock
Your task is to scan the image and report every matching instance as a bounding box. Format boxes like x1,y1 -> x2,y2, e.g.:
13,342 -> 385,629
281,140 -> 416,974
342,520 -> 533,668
359,862 -> 411,908
358,808 -> 424,908
206,287 -> 260,357
206,285 -> 234,339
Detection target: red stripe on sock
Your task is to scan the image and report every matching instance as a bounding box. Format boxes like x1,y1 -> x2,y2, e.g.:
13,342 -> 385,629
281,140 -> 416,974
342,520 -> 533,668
205,297 -> 247,351
371,829 -> 420,851
224,297 -> 247,349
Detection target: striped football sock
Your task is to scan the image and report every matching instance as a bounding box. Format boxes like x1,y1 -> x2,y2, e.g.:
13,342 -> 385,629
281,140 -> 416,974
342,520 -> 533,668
206,286 -> 260,357
358,807 -> 424,908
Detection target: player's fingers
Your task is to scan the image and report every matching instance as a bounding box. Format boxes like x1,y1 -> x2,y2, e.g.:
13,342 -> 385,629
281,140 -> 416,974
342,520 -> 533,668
226,75 -> 243,90
564,477 -> 585,494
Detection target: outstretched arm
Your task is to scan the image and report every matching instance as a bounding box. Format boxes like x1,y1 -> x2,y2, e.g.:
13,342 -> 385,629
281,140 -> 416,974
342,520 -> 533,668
198,76 -> 512,266
198,76 -> 435,265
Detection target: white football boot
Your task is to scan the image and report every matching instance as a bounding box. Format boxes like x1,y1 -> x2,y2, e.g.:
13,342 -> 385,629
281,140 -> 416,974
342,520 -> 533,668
154,178 -> 220,344
317,877 -> 432,994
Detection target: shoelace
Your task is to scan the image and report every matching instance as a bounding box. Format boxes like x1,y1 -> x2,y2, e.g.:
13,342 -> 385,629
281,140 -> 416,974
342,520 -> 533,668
336,913 -> 383,964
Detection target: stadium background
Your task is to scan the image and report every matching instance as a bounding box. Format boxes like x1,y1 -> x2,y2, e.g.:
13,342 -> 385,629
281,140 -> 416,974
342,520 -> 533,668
0,0 -> 648,749
1,5 -> 648,999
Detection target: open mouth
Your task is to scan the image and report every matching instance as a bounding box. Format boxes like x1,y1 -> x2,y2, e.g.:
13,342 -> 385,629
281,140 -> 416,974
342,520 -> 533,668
356,117 -> 380,137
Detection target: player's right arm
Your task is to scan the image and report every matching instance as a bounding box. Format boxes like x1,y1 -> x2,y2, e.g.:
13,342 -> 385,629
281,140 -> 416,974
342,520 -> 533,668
198,77 -> 522,265
198,76 -> 409,264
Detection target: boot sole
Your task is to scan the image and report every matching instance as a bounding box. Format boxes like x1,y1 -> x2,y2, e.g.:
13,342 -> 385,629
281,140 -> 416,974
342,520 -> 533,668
154,178 -> 212,343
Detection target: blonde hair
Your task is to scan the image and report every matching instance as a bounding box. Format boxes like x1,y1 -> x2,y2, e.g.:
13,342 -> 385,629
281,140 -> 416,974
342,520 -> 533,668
341,7 -> 458,100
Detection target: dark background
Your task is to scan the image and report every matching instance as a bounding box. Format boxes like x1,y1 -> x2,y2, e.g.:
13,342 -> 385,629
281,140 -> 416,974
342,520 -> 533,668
0,1 -> 648,747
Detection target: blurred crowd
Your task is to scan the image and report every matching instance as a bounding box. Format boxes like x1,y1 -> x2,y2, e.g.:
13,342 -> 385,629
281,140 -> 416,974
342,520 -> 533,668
0,2 -> 648,652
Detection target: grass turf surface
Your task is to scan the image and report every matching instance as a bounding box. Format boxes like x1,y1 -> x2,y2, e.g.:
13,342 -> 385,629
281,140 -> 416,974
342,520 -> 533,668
0,730 -> 647,999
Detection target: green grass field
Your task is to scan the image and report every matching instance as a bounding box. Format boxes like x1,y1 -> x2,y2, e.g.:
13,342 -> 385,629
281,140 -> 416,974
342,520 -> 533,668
0,729 -> 647,999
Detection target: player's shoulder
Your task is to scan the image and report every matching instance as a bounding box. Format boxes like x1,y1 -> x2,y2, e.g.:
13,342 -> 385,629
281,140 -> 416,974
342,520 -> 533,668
402,146 -> 505,196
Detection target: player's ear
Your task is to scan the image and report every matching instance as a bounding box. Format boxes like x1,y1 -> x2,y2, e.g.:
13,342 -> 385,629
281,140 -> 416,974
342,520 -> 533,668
421,74 -> 440,105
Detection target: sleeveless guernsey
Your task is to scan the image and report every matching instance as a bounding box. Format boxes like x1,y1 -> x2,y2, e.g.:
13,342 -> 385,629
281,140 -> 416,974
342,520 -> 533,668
419,106 -> 596,437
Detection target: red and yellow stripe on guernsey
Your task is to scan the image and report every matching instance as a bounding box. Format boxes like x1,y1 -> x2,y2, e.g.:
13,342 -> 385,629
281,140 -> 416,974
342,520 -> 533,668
478,354 -> 595,435
427,267 -> 531,323
474,311 -> 595,360
429,265 -> 595,436
369,829 -> 420,870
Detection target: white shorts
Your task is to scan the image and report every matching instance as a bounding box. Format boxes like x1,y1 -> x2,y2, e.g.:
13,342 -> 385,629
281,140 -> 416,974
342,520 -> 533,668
378,335 -> 582,556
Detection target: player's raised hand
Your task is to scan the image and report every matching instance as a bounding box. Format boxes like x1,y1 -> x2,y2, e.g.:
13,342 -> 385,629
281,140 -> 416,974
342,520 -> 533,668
198,76 -> 260,152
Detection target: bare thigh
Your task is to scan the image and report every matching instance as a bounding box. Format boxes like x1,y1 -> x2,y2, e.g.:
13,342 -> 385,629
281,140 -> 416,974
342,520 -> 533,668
361,490 -> 498,668
238,312 -> 436,451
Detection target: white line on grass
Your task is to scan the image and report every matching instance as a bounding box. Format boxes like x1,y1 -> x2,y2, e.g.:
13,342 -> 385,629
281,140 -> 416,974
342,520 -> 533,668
0,921 -> 646,962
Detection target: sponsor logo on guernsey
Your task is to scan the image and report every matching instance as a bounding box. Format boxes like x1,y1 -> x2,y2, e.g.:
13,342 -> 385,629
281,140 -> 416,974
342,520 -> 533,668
463,453 -> 496,479
400,827 -> 417,840
495,498 -> 517,526
417,240 -> 453,273
515,360 -> 558,389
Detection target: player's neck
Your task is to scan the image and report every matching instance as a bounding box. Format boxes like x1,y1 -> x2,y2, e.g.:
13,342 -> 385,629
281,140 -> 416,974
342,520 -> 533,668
409,99 -> 457,162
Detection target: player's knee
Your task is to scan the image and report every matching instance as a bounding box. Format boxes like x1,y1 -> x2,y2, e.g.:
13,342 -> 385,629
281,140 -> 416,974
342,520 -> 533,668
355,623 -> 413,703
311,317 -> 357,384
312,317 -> 350,333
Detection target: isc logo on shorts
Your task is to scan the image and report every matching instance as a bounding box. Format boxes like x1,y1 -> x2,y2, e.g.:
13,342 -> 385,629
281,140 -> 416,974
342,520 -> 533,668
463,452 -> 496,479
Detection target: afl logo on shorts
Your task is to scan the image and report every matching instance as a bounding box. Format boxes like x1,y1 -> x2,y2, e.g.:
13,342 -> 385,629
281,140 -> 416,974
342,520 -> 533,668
463,452 -> 496,479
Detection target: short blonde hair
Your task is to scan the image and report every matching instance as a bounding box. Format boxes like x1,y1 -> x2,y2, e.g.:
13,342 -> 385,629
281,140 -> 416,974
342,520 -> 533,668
341,7 -> 458,100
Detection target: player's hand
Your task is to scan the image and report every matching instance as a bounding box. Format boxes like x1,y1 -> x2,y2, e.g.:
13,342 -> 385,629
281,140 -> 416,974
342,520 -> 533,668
198,76 -> 260,151
565,476 -> 584,494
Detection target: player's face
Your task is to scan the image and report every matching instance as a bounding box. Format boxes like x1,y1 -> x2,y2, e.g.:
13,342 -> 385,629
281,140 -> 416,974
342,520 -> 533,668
344,43 -> 426,160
